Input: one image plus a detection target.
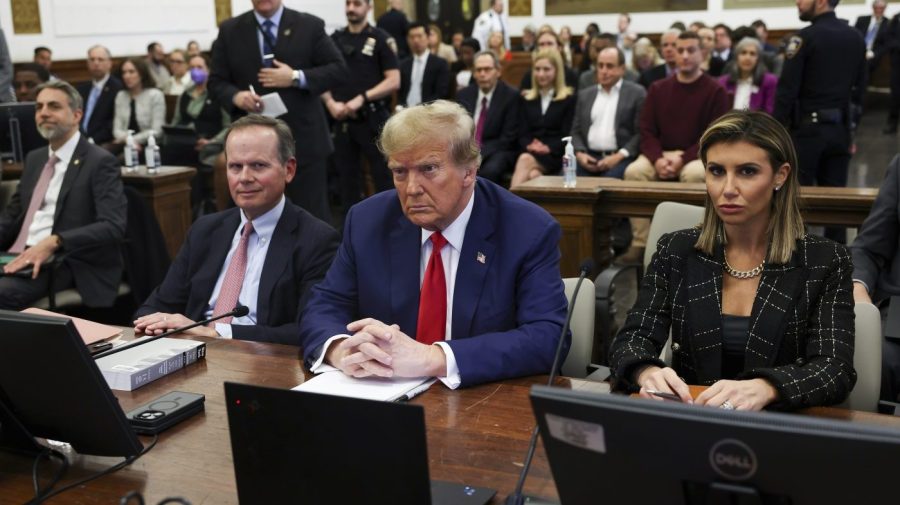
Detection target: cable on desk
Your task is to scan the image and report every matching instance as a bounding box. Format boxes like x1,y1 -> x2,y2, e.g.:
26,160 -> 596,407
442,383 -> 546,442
29,447 -> 68,503
27,434 -> 159,505
119,492 -> 192,505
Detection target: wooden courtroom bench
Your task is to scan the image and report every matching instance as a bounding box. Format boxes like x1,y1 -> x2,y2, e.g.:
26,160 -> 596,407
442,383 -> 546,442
512,176 -> 878,278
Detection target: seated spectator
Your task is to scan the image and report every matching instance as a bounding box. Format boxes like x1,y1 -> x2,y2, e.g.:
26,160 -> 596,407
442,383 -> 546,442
718,38 -> 778,115
689,20 -> 706,33
752,20 -> 778,54
13,63 -> 50,102
450,38 -> 480,92
451,29 -> 465,56
698,27 -> 726,77
621,32 -> 638,71
145,42 -> 171,89
112,58 -> 166,149
522,30 -> 580,90
428,23 -> 457,64
0,81 -> 126,310
456,51 -> 520,183
851,154 -> 900,402
713,23 -> 734,62
632,37 -> 661,75
33,46 -> 58,81
610,110 -> 856,411
170,54 -> 231,166
514,24 -> 537,52
570,47 -> 645,179
640,28 -> 680,88
298,100 -> 568,387
186,40 -> 202,58
620,31 -> 730,264
135,115 -> 338,345
510,50 -> 576,187
578,33 -> 637,90
400,22 -> 450,107
578,22 -> 601,64
77,45 -> 124,146
559,26 -> 575,67
163,49 -> 193,96
487,30 -> 511,62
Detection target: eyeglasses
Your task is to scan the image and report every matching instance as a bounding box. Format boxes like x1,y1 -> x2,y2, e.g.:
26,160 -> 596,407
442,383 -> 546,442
170,59 -> 186,64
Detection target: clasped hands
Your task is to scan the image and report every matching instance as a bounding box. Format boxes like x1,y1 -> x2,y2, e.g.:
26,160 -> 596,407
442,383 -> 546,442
576,151 -> 624,173
326,318 -> 447,379
654,152 -> 684,180
325,94 -> 365,121
636,365 -> 778,411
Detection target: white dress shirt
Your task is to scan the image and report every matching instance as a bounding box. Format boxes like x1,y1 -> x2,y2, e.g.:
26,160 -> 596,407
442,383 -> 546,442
474,87 -> 496,120
310,190 -> 477,390
733,78 -> 753,110
26,132 -> 80,247
540,89 -> 554,115
206,196 -> 285,338
587,79 -> 622,153
405,51 -> 429,106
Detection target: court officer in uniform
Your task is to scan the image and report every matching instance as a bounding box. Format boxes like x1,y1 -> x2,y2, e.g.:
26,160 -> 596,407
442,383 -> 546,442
773,0 -> 866,244
322,0 -> 400,215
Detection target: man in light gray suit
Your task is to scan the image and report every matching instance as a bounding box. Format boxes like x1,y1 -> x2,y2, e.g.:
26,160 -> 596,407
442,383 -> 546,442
571,47 -> 645,179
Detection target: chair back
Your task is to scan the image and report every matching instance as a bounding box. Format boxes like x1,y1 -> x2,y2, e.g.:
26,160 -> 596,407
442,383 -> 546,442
0,180 -> 16,211
562,277 -> 596,378
840,302 -> 882,412
646,203 -> 704,364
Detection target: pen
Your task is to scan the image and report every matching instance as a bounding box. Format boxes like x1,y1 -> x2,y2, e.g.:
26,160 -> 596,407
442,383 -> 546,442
249,85 -> 261,111
646,389 -> 684,402
395,378 -> 437,402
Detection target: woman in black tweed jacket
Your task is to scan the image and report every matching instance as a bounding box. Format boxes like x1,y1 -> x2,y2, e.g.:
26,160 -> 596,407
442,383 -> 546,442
609,111 -> 856,411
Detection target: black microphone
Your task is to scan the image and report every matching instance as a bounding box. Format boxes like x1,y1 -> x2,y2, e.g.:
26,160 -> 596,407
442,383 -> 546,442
505,258 -> 594,505
92,306 -> 250,360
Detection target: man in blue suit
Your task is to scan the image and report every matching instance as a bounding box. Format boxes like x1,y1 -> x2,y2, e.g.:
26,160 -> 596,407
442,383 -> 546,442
134,115 -> 339,345
299,100 -> 568,387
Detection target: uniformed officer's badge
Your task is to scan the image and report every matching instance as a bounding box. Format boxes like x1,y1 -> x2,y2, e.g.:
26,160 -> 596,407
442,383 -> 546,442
362,37 -> 376,56
386,37 -> 398,55
785,36 -> 803,59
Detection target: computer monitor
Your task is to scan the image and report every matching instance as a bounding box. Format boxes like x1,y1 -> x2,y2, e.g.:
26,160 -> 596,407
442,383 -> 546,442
0,310 -> 143,457
530,385 -> 900,505
0,102 -> 47,163
224,382 -> 495,505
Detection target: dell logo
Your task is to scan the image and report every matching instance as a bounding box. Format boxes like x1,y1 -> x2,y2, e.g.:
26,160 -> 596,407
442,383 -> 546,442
709,439 -> 758,480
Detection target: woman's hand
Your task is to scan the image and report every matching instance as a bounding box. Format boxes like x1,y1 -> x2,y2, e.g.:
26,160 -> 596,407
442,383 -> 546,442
695,378 -> 779,411
636,365 -> 693,403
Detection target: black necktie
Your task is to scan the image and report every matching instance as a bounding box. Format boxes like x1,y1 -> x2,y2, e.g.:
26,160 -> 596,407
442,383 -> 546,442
128,98 -> 140,132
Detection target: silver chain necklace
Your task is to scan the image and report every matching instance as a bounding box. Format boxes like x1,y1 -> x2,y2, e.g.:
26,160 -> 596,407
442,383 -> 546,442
723,251 -> 765,279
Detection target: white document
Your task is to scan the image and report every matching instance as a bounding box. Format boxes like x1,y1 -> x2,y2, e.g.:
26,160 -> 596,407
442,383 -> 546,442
292,371 -> 436,402
259,92 -> 288,118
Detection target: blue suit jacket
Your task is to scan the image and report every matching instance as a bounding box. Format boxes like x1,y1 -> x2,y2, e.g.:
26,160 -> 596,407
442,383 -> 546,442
299,178 -> 568,386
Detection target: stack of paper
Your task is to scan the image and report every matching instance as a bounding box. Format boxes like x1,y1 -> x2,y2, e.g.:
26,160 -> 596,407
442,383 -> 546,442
293,372 -> 436,402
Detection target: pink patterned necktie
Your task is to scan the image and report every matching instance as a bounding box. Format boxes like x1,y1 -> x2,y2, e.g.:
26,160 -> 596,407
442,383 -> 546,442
9,155 -> 59,254
210,221 -> 253,325
475,97 -> 489,146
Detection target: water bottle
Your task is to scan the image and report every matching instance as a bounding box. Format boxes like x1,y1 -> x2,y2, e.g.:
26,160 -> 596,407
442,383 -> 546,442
562,136 -> 576,188
124,130 -> 136,170
146,132 -> 160,174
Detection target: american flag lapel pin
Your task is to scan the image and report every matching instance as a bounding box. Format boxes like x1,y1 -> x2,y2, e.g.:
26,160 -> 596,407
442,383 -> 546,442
284,29 -> 291,37
477,252 -> 486,264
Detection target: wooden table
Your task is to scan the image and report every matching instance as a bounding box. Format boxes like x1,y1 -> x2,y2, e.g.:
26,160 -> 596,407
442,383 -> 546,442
513,176 -> 880,277
2,161 -> 195,259
0,339 -> 897,505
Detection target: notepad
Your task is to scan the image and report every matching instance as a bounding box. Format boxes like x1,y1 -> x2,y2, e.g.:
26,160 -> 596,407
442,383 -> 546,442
21,307 -> 122,345
259,92 -> 288,118
292,371 -> 436,402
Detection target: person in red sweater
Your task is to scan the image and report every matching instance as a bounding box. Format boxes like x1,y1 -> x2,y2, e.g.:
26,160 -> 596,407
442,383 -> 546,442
619,31 -> 730,264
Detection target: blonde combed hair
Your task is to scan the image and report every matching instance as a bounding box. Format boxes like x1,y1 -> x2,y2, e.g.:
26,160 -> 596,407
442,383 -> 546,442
696,110 -> 805,265
378,100 -> 481,170
524,49 -> 573,102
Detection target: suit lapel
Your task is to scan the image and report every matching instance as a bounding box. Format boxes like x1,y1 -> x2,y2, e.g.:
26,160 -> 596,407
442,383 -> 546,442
613,84 -> 628,130
745,259 -> 806,369
256,206 -> 297,325
583,87 -> 598,131
275,9 -> 297,57
451,185 -> 495,339
684,252 -> 725,382
390,214 -> 421,337
241,12 -> 262,68
53,139 -> 87,223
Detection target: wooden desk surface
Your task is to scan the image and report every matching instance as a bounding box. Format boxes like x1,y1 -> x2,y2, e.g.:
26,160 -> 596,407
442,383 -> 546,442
0,340 -> 897,504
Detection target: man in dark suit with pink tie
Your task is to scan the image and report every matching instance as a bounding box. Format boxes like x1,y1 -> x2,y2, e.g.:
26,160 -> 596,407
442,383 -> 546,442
299,100 -> 568,388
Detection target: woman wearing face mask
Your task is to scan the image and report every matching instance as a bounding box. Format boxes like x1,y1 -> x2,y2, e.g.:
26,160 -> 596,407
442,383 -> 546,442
170,54 -> 231,163
718,37 -> 778,115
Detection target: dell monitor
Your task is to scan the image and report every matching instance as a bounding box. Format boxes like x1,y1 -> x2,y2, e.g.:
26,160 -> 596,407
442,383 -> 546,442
0,102 -> 46,163
530,385 -> 900,505
0,310 -> 143,457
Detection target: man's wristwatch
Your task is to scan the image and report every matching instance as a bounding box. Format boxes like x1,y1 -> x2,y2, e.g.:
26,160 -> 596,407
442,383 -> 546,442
291,69 -> 301,87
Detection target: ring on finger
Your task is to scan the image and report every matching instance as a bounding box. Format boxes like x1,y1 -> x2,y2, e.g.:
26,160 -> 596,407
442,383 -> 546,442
720,400 -> 735,410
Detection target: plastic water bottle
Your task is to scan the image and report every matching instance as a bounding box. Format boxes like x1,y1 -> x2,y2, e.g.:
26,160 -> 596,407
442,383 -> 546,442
562,136 -> 576,188
124,130 -> 137,170
146,132 -> 160,174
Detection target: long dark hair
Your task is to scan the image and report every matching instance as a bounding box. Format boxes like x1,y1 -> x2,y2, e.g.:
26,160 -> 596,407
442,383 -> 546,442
121,57 -> 156,90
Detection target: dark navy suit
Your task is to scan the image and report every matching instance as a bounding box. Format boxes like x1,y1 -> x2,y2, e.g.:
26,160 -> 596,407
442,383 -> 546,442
137,203 -> 339,345
299,178 -> 568,386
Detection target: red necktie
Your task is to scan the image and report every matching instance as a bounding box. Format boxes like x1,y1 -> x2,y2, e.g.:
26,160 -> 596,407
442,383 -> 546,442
416,232 -> 448,345
9,155 -> 59,253
475,97 -> 489,146
210,221 -> 253,325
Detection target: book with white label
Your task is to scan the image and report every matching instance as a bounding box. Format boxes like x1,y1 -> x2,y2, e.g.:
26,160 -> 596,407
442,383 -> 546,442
94,338 -> 206,391
293,371 -> 436,402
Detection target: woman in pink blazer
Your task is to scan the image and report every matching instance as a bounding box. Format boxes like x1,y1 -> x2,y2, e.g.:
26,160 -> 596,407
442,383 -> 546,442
718,37 -> 778,115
